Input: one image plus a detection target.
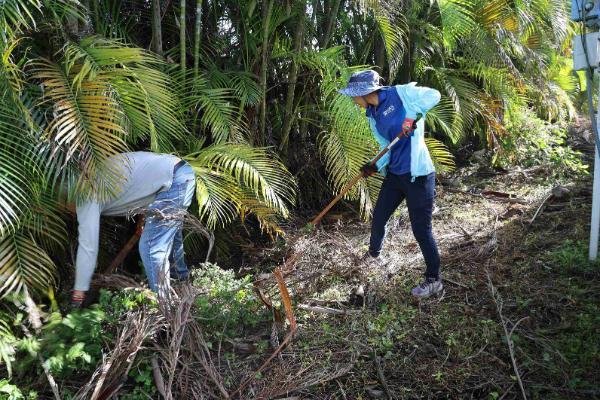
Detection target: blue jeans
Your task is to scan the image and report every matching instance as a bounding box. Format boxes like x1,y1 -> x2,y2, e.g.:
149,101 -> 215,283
369,172 -> 440,279
139,163 -> 195,295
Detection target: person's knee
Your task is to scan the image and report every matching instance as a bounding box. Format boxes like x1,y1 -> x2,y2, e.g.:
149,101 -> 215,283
411,222 -> 432,243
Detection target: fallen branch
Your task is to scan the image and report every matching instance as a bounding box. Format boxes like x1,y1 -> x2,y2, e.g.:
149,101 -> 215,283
445,188 -> 527,204
486,271 -> 528,400
75,309 -> 161,400
297,304 -> 361,315
151,356 -> 168,398
529,192 -> 553,224
443,277 -> 469,289
231,269 -> 298,398
373,352 -> 392,400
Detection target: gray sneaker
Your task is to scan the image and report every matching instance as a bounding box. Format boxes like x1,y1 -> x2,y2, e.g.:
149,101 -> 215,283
359,251 -> 385,265
411,278 -> 443,298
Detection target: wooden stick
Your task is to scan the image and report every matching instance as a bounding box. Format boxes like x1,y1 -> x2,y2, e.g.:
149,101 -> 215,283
105,216 -> 145,274
529,192 -> 553,224
486,271 -> 528,400
310,173 -> 363,225
310,117 -> 421,226
297,304 -> 361,315
373,352 -> 392,400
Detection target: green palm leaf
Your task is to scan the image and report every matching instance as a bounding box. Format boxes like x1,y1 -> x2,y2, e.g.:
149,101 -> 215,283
0,316 -> 16,376
375,10 -> 407,80
64,37 -> 186,152
425,137 -> 455,173
0,120 -> 37,235
183,74 -> 245,143
436,0 -> 477,51
0,231 -> 56,299
0,0 -> 41,37
31,58 -> 129,202
186,144 -> 296,232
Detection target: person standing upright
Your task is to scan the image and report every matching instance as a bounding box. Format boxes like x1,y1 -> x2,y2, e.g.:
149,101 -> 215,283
338,70 -> 443,298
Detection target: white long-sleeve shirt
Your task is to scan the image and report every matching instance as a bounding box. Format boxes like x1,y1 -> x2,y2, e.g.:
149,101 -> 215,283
74,152 -> 181,290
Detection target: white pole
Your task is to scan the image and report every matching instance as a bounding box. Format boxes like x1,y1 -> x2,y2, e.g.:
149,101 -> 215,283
589,72 -> 600,261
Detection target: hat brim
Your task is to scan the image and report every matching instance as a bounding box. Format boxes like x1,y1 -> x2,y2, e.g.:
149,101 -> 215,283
337,85 -> 383,97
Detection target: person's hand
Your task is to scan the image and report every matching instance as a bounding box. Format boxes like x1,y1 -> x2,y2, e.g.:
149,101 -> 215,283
402,118 -> 416,134
70,290 -> 86,310
361,163 -> 378,177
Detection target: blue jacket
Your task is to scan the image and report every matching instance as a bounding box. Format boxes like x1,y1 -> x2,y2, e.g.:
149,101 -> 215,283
367,83 -> 441,181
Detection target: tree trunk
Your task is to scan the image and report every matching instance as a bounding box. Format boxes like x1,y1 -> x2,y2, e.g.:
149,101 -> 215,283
375,34 -> 386,78
80,0 -> 91,33
258,0 -> 274,145
180,0 -> 187,77
398,41 -> 412,84
91,0 -> 101,34
279,3 -> 307,153
152,0 -> 163,55
193,0 -> 203,80
320,0 -> 341,48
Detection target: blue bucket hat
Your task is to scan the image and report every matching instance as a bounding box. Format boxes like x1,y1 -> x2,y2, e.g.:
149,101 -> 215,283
338,70 -> 384,97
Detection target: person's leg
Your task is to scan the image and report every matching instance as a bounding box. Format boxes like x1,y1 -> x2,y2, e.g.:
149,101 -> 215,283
404,173 -> 440,280
169,168 -> 196,281
169,229 -> 188,281
140,163 -> 195,296
369,174 -> 405,257
139,193 -> 180,297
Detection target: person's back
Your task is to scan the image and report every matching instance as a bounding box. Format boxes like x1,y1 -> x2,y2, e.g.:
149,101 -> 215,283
72,152 -> 195,305
81,151 -> 181,217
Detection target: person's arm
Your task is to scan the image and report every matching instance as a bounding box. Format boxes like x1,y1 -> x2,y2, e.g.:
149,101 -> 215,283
74,202 -> 101,291
398,84 -> 441,120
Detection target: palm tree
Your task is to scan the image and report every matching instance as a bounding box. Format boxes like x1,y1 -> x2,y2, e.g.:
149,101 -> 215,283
0,6 -> 296,298
0,0 -> 573,299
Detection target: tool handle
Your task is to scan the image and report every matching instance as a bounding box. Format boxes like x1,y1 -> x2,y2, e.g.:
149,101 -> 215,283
309,173 -> 363,225
310,115 -> 422,226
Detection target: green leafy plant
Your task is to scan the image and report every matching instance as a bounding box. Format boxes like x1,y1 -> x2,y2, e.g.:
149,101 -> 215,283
192,263 -> 268,337
0,379 -> 37,400
548,240 -> 598,273
497,108 -> 588,177
13,309 -> 109,380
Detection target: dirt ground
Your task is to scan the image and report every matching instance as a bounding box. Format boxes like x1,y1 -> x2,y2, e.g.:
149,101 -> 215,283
235,141 -> 599,399
80,125 -> 599,399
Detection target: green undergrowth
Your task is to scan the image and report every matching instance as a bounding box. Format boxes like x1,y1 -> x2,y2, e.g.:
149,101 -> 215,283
497,108 -> 588,178
191,263 -> 269,338
0,265 -> 276,399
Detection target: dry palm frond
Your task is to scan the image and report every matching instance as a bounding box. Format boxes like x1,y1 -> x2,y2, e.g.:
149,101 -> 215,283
75,309 -> 162,400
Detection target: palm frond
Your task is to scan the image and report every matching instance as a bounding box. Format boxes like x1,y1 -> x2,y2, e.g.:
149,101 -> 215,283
0,316 -> 16,377
375,10 -> 407,80
193,168 -> 242,229
0,230 -> 56,299
319,92 -> 378,216
120,66 -> 187,151
425,137 -> 455,173
0,105 -> 40,236
0,0 -> 41,37
184,75 -> 245,143
436,0 -> 477,51
62,37 -> 186,152
426,96 -> 463,144
186,144 -> 296,231
31,58 -> 129,202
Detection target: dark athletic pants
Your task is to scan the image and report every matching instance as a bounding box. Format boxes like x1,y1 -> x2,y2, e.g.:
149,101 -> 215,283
369,172 -> 440,279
